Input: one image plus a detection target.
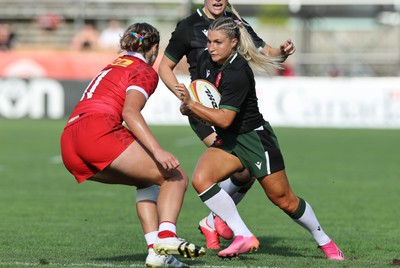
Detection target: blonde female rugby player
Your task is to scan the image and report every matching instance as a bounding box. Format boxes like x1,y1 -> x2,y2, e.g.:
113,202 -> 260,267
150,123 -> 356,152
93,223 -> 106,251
158,0 -> 296,250
176,17 -> 344,260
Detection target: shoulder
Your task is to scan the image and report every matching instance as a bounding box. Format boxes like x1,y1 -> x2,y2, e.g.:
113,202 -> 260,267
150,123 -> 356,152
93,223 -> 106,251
136,60 -> 158,79
197,50 -> 213,71
224,55 -> 252,82
114,55 -> 158,79
177,10 -> 204,27
230,54 -> 249,71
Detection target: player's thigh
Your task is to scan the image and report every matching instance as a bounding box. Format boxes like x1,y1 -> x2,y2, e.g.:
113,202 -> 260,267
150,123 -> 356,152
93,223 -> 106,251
202,132 -> 217,147
109,140 -> 181,186
193,148 -> 244,189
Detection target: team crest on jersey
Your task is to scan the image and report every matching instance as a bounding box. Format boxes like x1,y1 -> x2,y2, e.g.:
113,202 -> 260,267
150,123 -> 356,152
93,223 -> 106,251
213,136 -> 223,146
110,58 -> 133,67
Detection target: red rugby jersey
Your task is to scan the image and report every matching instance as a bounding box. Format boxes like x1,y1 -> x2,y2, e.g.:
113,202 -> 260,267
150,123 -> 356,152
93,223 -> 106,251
69,54 -> 159,120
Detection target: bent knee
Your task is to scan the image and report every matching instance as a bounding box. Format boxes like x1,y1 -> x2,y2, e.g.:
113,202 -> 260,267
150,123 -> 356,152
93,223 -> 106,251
192,174 -> 214,194
160,168 -> 189,189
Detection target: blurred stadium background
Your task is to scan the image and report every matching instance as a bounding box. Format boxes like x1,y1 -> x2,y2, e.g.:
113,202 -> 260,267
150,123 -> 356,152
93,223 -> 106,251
0,0 -> 399,126
1,2 -> 399,267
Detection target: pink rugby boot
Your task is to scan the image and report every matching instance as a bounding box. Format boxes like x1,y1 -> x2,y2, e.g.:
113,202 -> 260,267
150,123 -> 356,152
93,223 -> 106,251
198,217 -> 220,249
217,235 -> 259,259
214,215 -> 234,240
319,240 -> 345,260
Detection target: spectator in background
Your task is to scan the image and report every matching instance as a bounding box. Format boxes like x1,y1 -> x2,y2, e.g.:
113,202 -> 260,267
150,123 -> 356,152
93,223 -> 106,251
99,20 -> 124,50
277,61 -> 295,76
71,20 -> 100,51
36,12 -> 63,32
0,22 -> 15,51
326,63 -> 342,77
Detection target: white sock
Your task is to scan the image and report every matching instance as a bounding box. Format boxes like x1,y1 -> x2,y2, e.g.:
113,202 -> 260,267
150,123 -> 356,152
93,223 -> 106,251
231,192 -> 246,205
207,178 -> 244,228
293,201 -> 331,246
158,221 -> 176,235
200,185 -> 252,237
144,231 -> 158,247
220,178 -> 241,196
206,213 -> 215,229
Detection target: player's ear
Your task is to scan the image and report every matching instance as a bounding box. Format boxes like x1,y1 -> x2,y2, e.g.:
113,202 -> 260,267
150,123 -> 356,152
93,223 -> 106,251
231,38 -> 238,50
152,44 -> 159,54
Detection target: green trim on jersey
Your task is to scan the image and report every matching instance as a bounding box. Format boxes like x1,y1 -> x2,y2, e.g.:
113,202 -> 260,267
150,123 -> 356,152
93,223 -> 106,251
164,51 -> 179,64
198,8 -> 211,22
219,104 -> 240,112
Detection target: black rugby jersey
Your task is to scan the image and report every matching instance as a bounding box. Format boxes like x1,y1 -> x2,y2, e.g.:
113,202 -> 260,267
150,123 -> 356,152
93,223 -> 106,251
164,8 -> 266,80
197,51 -> 265,134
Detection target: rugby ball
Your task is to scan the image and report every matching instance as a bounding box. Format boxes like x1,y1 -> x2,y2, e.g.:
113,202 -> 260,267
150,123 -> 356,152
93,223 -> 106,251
189,79 -> 221,109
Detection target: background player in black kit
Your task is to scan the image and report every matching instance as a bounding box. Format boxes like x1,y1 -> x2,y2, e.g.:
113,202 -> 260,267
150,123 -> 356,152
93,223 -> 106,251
158,0 -> 295,250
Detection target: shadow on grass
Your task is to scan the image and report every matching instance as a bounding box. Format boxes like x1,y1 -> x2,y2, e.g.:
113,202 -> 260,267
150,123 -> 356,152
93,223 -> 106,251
212,235 -> 307,258
92,236 -> 310,265
259,235 -> 306,257
92,253 -> 208,265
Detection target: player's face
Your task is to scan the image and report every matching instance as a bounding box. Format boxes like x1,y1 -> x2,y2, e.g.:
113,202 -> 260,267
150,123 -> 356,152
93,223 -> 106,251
203,0 -> 228,19
207,29 -> 237,65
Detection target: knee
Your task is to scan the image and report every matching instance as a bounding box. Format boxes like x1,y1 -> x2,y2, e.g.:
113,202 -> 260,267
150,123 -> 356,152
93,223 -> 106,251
176,169 -> 189,191
182,172 -> 189,190
136,185 -> 159,203
191,175 -> 201,193
161,168 -> 189,191
191,174 -> 211,194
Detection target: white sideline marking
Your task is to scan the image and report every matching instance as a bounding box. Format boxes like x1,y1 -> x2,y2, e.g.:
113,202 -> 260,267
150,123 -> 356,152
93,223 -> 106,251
2,263 -> 141,267
1,262 -> 278,268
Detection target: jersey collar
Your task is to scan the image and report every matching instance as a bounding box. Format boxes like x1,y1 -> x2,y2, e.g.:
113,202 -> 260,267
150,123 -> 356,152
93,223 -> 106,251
126,51 -> 147,63
220,52 -> 238,71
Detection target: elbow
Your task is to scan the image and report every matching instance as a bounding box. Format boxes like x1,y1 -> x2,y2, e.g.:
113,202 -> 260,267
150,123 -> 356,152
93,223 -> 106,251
213,111 -> 235,129
122,109 -> 134,122
216,119 -> 232,129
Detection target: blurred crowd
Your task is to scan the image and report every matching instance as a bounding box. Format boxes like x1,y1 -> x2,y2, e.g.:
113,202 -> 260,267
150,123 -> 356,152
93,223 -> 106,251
70,19 -> 124,51
0,17 -> 298,76
0,21 -> 15,50
0,16 -> 125,52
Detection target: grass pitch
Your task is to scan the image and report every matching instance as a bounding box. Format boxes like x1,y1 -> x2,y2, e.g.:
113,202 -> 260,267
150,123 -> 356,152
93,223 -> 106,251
0,119 -> 399,267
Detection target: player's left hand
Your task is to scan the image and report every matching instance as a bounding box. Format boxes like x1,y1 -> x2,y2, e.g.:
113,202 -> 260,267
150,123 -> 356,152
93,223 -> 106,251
153,148 -> 180,170
280,39 -> 296,56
